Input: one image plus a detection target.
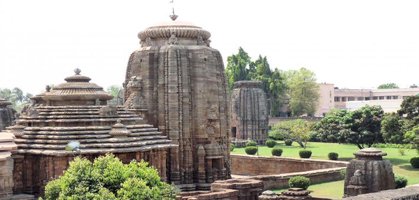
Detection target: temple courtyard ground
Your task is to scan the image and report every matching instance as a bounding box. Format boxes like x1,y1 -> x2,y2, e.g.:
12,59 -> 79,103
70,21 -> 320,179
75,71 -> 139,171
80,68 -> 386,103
232,141 -> 419,199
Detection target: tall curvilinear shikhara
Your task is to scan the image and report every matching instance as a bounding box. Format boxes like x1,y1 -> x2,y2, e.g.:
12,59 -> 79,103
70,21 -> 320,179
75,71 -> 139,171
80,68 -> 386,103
123,18 -> 231,190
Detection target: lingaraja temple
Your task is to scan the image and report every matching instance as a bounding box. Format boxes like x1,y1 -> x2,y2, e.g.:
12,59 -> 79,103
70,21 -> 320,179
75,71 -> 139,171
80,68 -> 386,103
123,18 -> 231,190
8,69 -> 176,196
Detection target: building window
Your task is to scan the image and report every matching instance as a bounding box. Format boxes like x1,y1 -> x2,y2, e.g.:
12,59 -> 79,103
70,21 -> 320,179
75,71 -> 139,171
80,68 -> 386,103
334,97 -> 340,102
393,96 -> 399,99
348,97 -> 355,101
386,96 -> 392,100
342,97 -> 347,102
365,97 -> 371,100
372,96 -> 378,100
379,96 -> 384,100
357,97 -> 365,101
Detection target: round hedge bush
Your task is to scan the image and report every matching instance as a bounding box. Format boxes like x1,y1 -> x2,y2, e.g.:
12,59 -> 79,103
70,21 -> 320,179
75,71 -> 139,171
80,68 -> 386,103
395,175 -> 408,189
271,147 -> 283,156
410,157 -> 419,168
246,140 -> 257,147
284,139 -> 293,146
266,139 -> 277,148
230,144 -> 235,152
299,150 -> 312,158
245,146 -> 258,155
289,176 -> 310,190
328,152 -> 339,160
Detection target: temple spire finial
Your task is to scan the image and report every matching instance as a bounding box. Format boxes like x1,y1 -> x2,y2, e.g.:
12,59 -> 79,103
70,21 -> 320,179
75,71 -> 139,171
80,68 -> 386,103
74,68 -> 81,75
169,0 -> 178,21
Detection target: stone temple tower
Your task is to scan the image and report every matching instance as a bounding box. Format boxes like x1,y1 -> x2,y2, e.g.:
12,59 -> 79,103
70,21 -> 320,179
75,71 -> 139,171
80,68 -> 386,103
124,18 -> 230,190
230,81 -> 268,145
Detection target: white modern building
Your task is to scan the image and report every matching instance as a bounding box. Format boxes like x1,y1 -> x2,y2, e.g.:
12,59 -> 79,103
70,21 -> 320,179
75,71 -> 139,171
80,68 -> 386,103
315,84 -> 419,116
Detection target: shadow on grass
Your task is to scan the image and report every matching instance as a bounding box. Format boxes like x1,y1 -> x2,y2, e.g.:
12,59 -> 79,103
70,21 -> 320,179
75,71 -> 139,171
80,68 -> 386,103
399,164 -> 419,171
338,157 -> 410,166
338,157 -> 353,162
387,158 -> 410,165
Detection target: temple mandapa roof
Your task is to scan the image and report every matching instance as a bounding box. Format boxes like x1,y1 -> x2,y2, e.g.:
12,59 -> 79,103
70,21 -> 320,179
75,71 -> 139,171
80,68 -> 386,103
8,69 -> 176,156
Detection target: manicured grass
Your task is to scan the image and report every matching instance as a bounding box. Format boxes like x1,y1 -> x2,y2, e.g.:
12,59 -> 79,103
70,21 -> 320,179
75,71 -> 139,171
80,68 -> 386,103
272,180 -> 344,200
232,142 -> 419,198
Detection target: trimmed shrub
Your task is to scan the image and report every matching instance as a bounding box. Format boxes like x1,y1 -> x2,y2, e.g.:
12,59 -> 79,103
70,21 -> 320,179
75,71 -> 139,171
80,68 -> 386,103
230,144 -> 235,152
245,146 -> 258,155
268,128 -> 289,140
328,152 -> 339,160
271,147 -> 283,156
246,140 -> 257,147
410,157 -> 419,168
289,176 -> 310,190
266,139 -> 277,148
299,150 -> 312,158
395,175 -> 408,189
284,139 -> 293,146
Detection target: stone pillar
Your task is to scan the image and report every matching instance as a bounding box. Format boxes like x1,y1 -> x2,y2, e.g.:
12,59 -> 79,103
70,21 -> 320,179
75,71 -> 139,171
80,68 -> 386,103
344,148 -> 395,197
197,145 -> 206,184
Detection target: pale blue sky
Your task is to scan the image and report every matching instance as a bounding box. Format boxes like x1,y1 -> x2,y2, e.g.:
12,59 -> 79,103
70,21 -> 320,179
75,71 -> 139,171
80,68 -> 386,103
1,0 -> 418,94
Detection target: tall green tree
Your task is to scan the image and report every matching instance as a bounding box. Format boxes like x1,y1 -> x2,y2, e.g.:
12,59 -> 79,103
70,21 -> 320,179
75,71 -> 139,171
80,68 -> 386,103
377,83 -> 399,89
106,85 -> 123,105
313,109 -> 351,143
225,47 -> 251,90
269,69 -> 287,116
271,119 -> 314,148
225,48 -> 287,116
284,68 -> 319,116
381,113 -> 406,144
398,96 -> 419,123
342,105 -> 384,149
0,87 -> 33,111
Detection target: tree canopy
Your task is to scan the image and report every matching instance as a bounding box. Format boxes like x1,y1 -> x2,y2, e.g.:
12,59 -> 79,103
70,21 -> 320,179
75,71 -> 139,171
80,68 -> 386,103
271,119 -> 314,148
398,96 -> 419,123
0,87 -> 33,111
377,83 -> 399,89
225,47 -> 287,116
43,154 -> 176,200
284,68 -> 319,116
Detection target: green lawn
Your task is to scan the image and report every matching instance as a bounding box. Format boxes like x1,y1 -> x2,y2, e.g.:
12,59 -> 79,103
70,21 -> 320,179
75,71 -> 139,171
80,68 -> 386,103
232,142 -> 419,198
272,180 -> 344,200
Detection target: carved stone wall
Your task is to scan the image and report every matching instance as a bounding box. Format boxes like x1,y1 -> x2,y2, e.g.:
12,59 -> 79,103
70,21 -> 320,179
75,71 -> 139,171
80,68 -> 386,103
124,21 -> 230,190
12,150 -> 168,196
230,81 -> 268,144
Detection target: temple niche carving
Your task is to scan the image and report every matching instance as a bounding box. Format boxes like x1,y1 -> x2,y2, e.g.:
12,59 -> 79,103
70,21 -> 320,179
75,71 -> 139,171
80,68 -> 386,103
124,20 -> 231,190
230,81 -> 269,145
5,69 -> 175,196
